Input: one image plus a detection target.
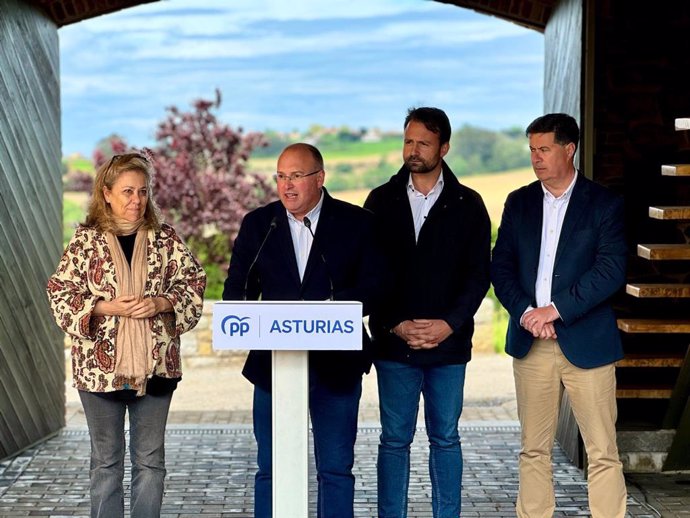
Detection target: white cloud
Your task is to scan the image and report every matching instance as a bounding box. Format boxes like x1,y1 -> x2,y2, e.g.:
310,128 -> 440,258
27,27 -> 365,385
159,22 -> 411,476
59,0 -> 544,154
61,73 -> 129,96
126,18 -> 526,61
129,0 -> 435,23
61,0 -> 436,38
61,0 -> 527,62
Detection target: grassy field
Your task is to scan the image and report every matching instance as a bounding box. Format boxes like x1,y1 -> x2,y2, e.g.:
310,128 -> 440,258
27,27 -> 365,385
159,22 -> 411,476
67,146 -> 531,224
248,151 -> 399,175
305,138 -> 401,159
63,167 -> 534,240
335,167 -> 534,224
63,191 -> 89,243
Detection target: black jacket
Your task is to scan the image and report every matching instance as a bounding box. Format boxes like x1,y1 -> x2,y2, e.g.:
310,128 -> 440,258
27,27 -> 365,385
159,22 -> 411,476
363,162 -> 491,365
223,189 -> 384,391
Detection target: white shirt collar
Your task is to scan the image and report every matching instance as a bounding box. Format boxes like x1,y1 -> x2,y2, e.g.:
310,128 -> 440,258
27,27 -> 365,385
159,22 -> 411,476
407,172 -> 444,197
542,169 -> 577,201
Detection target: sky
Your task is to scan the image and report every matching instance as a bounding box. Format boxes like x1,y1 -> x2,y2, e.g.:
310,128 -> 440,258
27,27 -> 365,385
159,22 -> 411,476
59,0 -> 544,156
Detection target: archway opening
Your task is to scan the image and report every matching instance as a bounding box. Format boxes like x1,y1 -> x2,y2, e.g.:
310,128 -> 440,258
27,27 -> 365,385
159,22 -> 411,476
58,0 -> 544,425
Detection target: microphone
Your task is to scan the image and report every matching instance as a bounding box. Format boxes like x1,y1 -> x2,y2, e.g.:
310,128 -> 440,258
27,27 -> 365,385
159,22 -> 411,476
243,216 -> 277,300
303,216 -> 334,301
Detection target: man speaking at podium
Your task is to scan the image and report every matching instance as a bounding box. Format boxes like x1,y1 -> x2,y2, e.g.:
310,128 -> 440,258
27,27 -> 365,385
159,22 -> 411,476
223,143 -> 382,518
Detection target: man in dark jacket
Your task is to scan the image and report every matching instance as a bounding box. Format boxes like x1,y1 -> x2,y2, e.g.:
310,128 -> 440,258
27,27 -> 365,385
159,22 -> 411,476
223,143 -> 382,518
364,107 -> 491,518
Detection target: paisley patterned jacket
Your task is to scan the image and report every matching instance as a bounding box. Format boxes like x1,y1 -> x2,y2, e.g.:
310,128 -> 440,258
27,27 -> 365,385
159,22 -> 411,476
47,223 -> 206,393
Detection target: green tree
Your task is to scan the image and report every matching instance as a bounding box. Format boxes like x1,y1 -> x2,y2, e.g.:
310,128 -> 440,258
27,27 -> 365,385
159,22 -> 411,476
362,157 -> 395,188
446,124 -> 530,175
254,130 -> 291,157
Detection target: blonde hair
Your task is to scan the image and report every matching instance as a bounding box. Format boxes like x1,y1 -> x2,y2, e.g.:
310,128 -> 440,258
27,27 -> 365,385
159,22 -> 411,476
84,153 -> 162,232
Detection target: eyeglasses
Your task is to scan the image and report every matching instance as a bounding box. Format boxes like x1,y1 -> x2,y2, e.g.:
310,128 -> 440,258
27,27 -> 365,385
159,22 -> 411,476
273,169 -> 322,183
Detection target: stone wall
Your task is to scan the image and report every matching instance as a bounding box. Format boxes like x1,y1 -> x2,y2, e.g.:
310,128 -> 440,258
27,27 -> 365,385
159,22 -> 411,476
618,430 -> 676,473
180,301 -> 246,367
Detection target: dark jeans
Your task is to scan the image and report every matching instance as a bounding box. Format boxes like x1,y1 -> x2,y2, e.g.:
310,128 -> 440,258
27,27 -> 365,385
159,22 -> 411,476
79,390 -> 173,518
253,377 -> 362,518
375,360 -> 467,518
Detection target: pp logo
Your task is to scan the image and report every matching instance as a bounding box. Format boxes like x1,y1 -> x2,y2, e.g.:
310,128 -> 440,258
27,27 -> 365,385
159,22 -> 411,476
221,315 -> 251,337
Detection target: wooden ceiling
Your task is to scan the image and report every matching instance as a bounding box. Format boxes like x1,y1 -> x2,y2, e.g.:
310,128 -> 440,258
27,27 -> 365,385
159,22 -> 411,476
435,0 -> 557,32
28,0 -> 157,27
29,0 -> 556,29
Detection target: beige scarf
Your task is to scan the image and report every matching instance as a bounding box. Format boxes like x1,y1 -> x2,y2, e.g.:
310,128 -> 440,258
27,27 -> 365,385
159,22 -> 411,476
106,218 -> 154,395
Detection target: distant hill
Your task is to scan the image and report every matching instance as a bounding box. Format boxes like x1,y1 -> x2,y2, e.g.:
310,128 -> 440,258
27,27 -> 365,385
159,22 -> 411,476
335,167 -> 534,225
249,123 -> 531,191
63,123 -> 531,194
63,153 -> 94,175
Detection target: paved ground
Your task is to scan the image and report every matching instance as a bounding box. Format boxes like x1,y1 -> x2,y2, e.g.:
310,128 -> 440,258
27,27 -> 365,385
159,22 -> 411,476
64,352 -> 520,426
1,423 -> 685,517
1,353 -> 688,517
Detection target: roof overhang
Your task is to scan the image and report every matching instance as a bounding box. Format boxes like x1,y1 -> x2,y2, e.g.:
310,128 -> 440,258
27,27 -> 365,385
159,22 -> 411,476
434,0 -> 556,32
28,0 -> 159,27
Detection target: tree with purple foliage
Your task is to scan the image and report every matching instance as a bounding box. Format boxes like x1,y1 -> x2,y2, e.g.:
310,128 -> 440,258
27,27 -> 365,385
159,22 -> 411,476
94,91 -> 276,297
151,90 -> 275,265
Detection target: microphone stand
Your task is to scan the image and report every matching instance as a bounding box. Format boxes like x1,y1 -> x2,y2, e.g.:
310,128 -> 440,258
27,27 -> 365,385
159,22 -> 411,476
303,216 -> 334,300
243,216 -> 277,300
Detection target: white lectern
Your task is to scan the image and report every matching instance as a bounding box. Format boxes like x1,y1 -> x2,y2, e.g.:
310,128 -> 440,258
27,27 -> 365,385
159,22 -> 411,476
213,301 -> 363,518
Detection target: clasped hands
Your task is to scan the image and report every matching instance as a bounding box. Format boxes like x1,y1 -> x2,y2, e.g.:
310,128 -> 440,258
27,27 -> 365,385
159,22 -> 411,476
393,319 -> 452,350
521,305 -> 559,339
94,295 -> 172,319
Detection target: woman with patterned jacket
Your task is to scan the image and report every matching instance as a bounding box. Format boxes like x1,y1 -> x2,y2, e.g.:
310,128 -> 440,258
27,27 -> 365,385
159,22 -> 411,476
47,152 -> 206,518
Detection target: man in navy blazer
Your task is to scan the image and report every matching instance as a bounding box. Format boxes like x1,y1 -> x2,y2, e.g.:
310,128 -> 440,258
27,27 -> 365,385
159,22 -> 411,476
491,113 -> 627,518
223,143 -> 382,518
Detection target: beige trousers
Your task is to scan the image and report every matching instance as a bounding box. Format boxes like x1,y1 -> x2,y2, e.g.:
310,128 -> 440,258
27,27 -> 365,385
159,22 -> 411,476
513,339 -> 627,518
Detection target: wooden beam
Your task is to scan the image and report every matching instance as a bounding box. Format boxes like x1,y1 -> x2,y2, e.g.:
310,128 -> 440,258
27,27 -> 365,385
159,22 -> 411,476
637,244 -> 690,260
661,164 -> 690,176
616,387 -> 674,399
626,283 -> 690,298
617,319 -> 690,333
675,118 -> 690,130
616,354 -> 684,368
649,206 -> 690,220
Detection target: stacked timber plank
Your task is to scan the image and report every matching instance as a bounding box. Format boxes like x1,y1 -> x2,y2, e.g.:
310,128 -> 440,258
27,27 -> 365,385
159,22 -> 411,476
617,118 -> 690,470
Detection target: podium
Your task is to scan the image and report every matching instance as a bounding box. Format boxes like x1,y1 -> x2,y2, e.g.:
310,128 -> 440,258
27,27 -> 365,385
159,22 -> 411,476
212,301 -> 363,518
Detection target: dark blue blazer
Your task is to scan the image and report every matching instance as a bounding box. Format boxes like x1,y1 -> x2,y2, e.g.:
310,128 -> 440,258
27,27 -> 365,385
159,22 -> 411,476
490,174 -> 627,368
222,189 -> 383,391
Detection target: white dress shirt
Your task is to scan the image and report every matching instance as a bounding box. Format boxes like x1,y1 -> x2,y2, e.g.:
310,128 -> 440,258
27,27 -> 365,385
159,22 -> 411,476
286,191 -> 324,280
533,172 -> 578,312
407,172 -> 444,241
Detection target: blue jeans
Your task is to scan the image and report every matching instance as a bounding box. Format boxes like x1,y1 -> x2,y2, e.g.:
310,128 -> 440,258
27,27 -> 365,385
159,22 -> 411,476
253,378 -> 362,518
375,360 -> 467,518
79,390 -> 173,518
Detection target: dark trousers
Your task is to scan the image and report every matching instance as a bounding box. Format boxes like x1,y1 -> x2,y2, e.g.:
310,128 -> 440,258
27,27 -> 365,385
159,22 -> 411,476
252,376 -> 362,518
